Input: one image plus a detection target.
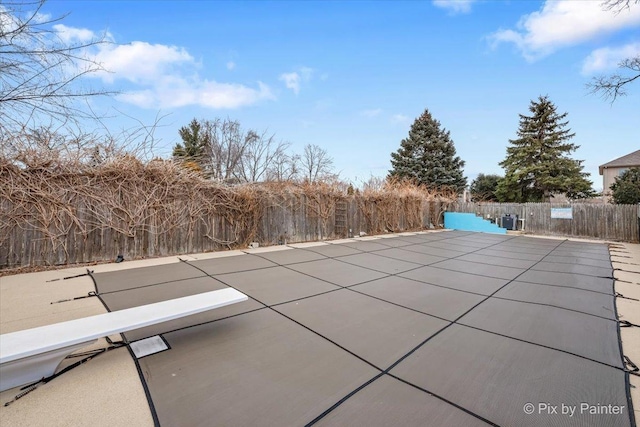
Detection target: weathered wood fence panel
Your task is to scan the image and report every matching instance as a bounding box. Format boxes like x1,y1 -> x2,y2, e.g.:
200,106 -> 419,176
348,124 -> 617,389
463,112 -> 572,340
4,196 -> 637,269
0,195 -> 447,269
452,202 -> 639,242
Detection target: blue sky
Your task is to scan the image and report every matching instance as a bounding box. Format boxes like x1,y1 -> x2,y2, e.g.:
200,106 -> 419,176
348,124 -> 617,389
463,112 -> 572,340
38,0 -> 640,190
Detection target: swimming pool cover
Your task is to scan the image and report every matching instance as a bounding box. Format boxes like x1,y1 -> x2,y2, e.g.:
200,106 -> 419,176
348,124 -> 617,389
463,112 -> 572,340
92,231 -> 634,427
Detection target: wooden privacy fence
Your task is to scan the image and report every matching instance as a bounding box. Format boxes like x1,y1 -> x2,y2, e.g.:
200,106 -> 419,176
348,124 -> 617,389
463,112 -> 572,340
452,202 -> 640,242
0,189 -> 447,270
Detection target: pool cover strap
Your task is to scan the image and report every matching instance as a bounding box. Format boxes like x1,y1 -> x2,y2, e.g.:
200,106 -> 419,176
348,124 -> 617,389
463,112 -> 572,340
616,292 -> 640,301
624,356 -> 640,376
50,291 -> 97,305
620,320 -> 640,328
2,342 -> 126,407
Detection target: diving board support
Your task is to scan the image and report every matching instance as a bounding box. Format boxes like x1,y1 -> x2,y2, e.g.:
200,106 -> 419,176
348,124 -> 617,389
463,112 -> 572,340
0,288 -> 248,392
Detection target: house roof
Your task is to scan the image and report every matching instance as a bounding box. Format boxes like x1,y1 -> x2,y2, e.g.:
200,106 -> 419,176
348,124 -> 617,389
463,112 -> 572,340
599,149 -> 640,175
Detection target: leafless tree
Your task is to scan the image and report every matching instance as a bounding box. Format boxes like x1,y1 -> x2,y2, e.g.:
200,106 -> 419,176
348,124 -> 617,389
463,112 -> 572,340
0,0 -> 112,132
301,144 -> 336,182
235,131 -> 291,183
199,118 -> 252,182
1,112 -> 166,169
588,0 -> 640,101
266,151 -> 300,182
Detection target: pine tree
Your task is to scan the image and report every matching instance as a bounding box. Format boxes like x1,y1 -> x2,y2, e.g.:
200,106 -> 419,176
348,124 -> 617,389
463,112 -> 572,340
173,119 -> 207,166
469,173 -> 502,201
389,109 -> 466,192
496,96 -> 594,202
610,167 -> 640,204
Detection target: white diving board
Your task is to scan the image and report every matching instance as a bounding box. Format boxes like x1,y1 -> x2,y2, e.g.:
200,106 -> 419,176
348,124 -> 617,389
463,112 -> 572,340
0,288 -> 248,392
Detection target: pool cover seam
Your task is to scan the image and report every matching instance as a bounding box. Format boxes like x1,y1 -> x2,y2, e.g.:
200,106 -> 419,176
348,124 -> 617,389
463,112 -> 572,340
388,375 -> 501,427
399,271 -> 613,297
305,231 -> 481,257
95,272 -> 209,295
512,279 -> 614,296
426,242 -> 552,256
321,230 -> 475,251
472,249 -> 611,263
425,262 -> 615,285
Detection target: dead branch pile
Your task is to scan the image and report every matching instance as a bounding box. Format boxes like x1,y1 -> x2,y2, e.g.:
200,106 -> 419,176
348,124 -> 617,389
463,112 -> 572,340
1,147 -> 457,270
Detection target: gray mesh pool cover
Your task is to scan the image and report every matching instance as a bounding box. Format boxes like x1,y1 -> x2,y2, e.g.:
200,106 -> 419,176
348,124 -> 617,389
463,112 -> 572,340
91,232 -> 634,427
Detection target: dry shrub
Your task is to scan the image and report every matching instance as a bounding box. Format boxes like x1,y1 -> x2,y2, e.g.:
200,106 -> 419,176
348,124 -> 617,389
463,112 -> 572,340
0,143 -> 262,268
1,134 -> 458,270
358,177 -> 457,233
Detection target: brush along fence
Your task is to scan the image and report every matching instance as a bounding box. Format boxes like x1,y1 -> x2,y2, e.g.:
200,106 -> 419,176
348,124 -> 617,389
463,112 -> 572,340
0,159 -> 451,269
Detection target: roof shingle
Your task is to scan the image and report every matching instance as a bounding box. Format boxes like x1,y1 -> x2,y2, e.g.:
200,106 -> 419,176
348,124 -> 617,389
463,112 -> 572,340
599,149 -> 640,174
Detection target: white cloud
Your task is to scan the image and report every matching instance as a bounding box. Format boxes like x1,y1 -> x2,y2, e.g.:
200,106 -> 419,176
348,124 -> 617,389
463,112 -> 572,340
279,67 -> 314,94
433,0 -> 476,14
489,0 -> 640,61
582,42 -> 640,74
52,25 -> 275,110
53,24 -> 97,44
93,41 -> 194,84
391,114 -> 410,124
279,72 -> 302,94
33,12 -> 52,24
226,61 -> 236,70
119,79 -> 274,109
360,108 -> 382,117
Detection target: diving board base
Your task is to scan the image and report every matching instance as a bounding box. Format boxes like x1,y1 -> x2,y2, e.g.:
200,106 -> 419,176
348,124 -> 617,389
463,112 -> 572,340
0,340 -> 96,392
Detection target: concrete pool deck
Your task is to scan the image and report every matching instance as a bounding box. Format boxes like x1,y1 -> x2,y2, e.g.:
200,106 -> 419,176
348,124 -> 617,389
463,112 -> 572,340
0,230 -> 638,426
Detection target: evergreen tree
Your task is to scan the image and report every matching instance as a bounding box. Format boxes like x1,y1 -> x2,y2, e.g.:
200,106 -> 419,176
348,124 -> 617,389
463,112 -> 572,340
469,173 -> 502,201
496,96 -> 595,202
173,119 -> 207,166
610,167 -> 640,204
389,109 -> 466,192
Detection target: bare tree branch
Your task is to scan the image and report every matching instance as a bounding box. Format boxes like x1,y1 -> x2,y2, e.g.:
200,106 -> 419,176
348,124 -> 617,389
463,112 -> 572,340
0,0 -> 113,132
266,151 -> 300,182
301,144 -> 336,182
588,55 -> 640,102
236,131 -> 290,183
601,0 -> 639,13
589,0 -> 640,101
199,118 -> 251,182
